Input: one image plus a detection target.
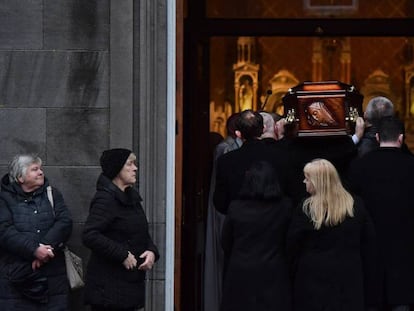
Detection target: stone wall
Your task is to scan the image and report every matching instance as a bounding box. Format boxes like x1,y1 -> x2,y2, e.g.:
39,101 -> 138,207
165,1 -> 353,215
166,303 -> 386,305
0,1 -> 168,310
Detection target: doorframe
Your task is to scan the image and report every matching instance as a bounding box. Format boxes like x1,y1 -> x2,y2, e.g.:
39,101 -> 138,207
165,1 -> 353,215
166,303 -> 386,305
180,8 -> 414,311
166,0 -> 177,309
171,0 -> 184,310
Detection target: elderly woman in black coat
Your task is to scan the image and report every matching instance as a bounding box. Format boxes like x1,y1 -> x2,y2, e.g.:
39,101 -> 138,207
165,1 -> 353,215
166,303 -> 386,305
0,154 -> 73,310
82,148 -> 159,311
220,160 -> 292,311
287,158 -> 376,311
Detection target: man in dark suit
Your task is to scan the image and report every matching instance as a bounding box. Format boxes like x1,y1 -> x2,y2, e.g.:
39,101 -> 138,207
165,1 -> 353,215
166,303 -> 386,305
349,116 -> 414,311
213,109 -> 290,214
356,96 -> 395,157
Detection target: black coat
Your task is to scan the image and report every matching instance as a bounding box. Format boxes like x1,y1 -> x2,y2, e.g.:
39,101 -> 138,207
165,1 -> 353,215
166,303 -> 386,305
221,197 -> 292,311
214,139 -> 291,214
356,125 -> 378,158
357,126 -> 413,158
82,174 -> 159,310
348,147 -> 414,305
0,175 -> 73,310
287,198 -> 376,311
286,136 -> 357,205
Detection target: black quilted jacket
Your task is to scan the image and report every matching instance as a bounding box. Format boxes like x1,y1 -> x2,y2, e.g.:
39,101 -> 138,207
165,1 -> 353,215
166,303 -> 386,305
0,175 -> 72,310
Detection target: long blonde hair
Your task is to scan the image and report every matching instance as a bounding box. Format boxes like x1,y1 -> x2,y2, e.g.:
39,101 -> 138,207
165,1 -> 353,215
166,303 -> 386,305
303,159 -> 354,230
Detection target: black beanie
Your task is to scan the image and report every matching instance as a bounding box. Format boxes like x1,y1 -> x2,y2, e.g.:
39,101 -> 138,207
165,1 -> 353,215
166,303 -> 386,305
100,148 -> 132,180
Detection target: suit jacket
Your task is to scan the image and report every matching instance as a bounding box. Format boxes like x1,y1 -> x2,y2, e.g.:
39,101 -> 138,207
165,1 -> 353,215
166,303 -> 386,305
287,135 -> 357,205
348,147 -> 414,305
213,138 -> 291,214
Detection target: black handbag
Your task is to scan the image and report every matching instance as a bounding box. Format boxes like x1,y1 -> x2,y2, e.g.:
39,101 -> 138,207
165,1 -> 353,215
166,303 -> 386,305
8,261 -> 48,303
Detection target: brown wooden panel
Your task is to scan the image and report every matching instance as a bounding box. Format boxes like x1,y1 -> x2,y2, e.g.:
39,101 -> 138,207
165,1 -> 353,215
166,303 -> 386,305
175,0 -> 184,310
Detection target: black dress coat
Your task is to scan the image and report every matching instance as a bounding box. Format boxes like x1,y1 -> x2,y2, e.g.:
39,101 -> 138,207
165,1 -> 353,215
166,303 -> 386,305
287,197 -> 376,311
356,125 -> 378,158
220,197 -> 292,311
0,175 -> 73,311
214,139 -> 291,214
286,135 -> 357,205
82,174 -> 159,310
357,126 -> 413,158
348,147 -> 414,305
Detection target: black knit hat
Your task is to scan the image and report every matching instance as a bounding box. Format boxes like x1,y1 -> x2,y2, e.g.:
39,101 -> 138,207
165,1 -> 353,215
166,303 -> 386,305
100,148 -> 132,180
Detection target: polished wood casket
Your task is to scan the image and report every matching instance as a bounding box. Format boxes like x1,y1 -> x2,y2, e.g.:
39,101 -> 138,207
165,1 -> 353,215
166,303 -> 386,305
282,81 -> 363,137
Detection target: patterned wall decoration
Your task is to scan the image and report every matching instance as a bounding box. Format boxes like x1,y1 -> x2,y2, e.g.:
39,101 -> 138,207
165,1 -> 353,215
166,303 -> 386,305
209,36 -> 412,132
207,0 -> 413,18
210,37 -> 409,106
207,0 -> 414,151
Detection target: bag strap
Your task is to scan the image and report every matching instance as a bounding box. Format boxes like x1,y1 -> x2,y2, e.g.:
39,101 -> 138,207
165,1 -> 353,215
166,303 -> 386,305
46,186 -> 66,250
47,186 -> 55,216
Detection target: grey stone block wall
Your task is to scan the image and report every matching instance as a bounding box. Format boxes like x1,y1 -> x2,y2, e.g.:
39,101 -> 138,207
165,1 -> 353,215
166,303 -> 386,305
133,1 -> 169,309
0,51 -> 109,108
0,1 -> 43,49
0,108 -> 46,161
0,1 -> 168,310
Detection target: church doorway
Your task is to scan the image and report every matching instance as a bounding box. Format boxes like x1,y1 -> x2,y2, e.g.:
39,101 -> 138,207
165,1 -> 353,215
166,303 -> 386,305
179,2 -> 414,310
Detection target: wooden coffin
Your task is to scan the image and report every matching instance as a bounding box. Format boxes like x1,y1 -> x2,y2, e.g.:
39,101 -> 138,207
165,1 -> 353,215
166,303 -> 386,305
282,81 -> 363,137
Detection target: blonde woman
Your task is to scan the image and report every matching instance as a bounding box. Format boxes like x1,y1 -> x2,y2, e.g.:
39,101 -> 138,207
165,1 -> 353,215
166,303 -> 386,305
287,158 -> 376,311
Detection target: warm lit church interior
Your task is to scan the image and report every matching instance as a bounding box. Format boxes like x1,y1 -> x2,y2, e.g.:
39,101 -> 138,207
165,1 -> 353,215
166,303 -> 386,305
205,3 -> 414,148
180,1 -> 414,310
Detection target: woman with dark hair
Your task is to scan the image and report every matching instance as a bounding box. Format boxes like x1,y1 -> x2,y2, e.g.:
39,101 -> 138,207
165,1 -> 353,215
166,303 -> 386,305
220,160 -> 292,311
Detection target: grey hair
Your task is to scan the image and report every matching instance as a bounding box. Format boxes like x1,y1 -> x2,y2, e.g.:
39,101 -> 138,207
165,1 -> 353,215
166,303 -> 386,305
260,112 -> 275,136
365,96 -> 394,124
8,154 -> 42,184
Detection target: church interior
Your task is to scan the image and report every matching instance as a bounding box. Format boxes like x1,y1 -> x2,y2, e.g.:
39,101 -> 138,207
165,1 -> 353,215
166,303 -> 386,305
179,1 -> 414,310
210,35 -> 414,148
208,24 -> 414,149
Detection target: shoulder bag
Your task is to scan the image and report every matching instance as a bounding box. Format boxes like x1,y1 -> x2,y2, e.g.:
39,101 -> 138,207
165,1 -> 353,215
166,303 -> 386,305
47,186 -> 85,290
